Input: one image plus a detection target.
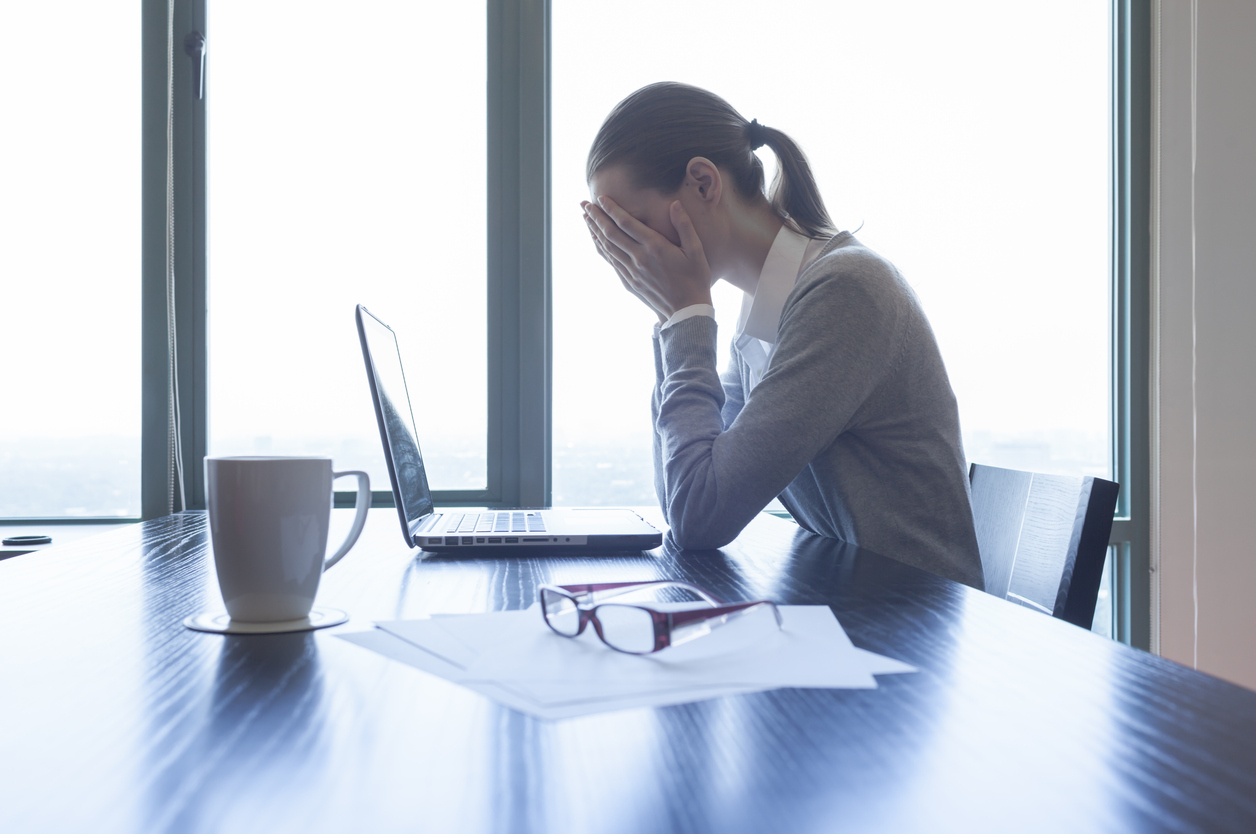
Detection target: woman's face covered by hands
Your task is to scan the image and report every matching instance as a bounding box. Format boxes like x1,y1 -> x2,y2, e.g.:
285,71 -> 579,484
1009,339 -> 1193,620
583,161 -> 723,320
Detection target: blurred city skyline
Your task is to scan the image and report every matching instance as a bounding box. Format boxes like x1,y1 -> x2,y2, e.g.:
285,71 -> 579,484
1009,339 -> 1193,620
0,424 -> 1107,518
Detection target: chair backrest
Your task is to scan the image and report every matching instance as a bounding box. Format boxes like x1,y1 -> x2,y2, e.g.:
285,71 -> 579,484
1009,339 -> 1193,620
969,464 -> 1120,628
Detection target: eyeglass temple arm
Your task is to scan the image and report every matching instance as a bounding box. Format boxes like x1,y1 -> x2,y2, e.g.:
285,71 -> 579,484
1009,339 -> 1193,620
556,580 -> 723,605
668,600 -> 783,643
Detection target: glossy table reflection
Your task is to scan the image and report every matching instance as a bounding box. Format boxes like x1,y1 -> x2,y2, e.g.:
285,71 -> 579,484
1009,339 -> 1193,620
2,508 -> 1256,833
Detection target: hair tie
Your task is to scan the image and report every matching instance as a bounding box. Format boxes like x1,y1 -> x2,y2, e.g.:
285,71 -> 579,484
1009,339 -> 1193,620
746,119 -> 767,151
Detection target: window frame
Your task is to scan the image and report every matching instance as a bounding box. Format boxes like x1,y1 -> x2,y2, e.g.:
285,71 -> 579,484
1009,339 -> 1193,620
1108,0 -> 1152,649
141,0 -> 207,520
144,0 -> 553,516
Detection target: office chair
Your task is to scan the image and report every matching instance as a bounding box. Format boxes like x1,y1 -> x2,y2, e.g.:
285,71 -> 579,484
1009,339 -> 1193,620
968,463 -> 1120,629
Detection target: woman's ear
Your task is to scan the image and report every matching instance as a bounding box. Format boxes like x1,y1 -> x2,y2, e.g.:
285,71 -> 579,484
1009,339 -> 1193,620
684,157 -> 722,206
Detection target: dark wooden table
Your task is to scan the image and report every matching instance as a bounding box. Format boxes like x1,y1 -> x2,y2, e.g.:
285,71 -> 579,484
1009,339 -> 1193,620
3,508 -> 1255,833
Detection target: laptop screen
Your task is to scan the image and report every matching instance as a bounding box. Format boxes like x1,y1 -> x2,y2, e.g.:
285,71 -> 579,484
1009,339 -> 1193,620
356,305 -> 434,530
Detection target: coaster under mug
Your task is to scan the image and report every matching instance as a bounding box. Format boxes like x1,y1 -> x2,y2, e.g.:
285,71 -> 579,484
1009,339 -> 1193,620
184,606 -> 349,635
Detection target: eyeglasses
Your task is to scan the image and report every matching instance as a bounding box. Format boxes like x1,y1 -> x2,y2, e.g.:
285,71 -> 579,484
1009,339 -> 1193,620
538,580 -> 782,655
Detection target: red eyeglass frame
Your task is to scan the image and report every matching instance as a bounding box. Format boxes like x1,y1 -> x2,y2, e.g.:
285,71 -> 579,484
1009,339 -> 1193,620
538,580 -> 783,655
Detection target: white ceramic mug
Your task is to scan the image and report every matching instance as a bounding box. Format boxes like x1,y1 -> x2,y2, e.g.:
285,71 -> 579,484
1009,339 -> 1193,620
205,456 -> 370,623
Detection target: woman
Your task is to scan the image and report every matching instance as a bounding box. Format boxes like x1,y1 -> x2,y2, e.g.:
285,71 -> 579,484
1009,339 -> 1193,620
582,82 -> 983,590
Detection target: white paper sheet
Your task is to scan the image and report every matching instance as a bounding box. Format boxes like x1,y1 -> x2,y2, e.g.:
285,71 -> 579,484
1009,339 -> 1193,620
445,605 -> 878,689
409,606 -> 916,679
339,604 -> 915,720
337,630 -> 763,719
858,650 -> 917,676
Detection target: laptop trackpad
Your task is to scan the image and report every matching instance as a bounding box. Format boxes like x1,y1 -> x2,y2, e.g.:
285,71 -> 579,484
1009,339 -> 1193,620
544,510 -> 654,534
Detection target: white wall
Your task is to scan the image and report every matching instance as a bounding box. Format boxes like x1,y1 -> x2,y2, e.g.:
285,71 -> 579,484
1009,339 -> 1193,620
1155,0 -> 1256,688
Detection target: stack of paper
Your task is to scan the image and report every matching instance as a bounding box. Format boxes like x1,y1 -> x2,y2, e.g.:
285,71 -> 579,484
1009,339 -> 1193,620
339,604 -> 914,720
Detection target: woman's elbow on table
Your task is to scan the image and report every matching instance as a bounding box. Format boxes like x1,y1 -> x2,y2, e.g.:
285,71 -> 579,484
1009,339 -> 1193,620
665,501 -> 745,551
668,521 -> 739,551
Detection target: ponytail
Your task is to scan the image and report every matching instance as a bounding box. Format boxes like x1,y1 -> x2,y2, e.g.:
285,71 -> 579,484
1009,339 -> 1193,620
756,125 -> 835,238
588,82 -> 835,239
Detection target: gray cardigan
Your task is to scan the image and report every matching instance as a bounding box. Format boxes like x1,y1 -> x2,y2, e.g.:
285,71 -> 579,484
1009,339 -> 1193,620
650,232 -> 984,590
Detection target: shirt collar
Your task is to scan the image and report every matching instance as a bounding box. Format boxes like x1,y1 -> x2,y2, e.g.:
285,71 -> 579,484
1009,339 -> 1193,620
734,225 -> 813,345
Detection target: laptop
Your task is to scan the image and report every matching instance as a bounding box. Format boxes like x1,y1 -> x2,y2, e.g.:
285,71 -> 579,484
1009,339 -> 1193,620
355,304 -> 663,553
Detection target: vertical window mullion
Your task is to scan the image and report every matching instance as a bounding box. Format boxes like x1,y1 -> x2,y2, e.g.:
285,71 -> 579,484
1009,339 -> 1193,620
142,0 -> 207,518
1111,0 -> 1152,649
486,0 -> 551,509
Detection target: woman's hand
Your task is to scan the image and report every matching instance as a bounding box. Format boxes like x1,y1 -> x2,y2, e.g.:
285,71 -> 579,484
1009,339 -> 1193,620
582,201 -> 666,323
582,197 -> 713,322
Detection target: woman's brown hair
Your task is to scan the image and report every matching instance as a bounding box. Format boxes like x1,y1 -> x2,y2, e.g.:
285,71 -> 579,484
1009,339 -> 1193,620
587,82 -> 835,238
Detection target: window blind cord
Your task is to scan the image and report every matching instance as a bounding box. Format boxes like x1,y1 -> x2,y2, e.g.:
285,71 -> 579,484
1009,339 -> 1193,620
1190,0 -> 1199,670
166,0 -> 187,514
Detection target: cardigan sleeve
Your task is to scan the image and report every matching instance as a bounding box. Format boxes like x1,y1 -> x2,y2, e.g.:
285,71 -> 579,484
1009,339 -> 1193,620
654,265 -> 908,549
653,324 -> 746,518
650,329 -> 667,515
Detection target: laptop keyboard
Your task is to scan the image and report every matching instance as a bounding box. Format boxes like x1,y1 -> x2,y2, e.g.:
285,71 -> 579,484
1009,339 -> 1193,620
444,511 -> 546,535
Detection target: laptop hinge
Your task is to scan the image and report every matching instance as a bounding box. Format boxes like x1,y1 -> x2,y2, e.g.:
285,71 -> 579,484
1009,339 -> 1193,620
413,512 -> 441,534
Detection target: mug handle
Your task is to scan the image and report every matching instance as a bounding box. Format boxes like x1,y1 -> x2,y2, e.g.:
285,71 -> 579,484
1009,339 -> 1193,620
325,470 -> 370,570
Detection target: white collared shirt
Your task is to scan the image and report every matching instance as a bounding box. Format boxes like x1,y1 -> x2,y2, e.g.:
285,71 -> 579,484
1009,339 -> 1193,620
662,225 -> 827,389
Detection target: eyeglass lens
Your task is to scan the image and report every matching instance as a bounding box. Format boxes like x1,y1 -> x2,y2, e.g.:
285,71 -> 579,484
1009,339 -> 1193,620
591,604 -> 655,654
541,588 -> 581,636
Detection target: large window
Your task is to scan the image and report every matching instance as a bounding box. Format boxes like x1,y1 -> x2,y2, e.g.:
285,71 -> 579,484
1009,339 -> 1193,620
0,2 -> 141,519
206,0 -> 487,493
551,1 -> 1111,508
14,0 -> 1146,644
